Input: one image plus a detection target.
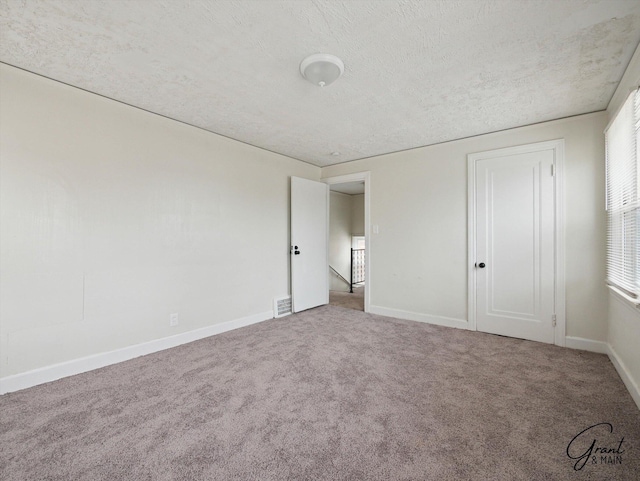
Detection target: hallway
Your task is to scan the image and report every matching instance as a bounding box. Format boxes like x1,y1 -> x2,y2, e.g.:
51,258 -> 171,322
328,285 -> 364,311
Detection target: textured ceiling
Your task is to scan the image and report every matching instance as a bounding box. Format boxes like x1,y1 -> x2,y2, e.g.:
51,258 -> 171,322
1,0 -> 640,167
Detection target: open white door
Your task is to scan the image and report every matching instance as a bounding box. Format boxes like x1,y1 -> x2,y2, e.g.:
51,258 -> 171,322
291,176 -> 329,312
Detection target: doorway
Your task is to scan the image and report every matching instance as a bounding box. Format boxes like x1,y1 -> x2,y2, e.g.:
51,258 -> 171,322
324,172 -> 371,312
468,140 -> 565,345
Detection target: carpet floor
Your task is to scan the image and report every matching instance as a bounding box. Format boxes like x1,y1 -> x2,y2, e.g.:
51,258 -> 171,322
1,305 -> 639,480
329,285 -> 364,311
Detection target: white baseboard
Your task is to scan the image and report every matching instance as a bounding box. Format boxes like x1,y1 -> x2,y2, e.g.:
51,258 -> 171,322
607,344 -> 640,411
369,305 -> 468,330
570,337 -> 640,410
0,310 -> 273,395
564,336 -> 609,354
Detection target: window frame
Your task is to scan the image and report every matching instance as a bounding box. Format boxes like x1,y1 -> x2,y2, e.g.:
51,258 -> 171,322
605,88 -> 640,304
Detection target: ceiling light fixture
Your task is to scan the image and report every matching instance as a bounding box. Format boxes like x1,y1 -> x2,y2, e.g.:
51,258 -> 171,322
300,53 -> 344,87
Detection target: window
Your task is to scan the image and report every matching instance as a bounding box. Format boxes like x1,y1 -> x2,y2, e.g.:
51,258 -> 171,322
351,236 -> 365,250
605,89 -> 640,299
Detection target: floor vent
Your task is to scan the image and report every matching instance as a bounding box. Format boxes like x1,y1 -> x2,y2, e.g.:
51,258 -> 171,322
274,296 -> 292,318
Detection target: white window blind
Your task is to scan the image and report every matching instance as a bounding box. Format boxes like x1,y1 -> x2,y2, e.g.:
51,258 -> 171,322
605,89 -> 640,298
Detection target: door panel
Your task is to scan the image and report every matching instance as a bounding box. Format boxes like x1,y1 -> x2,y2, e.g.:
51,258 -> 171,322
291,177 -> 328,312
476,149 -> 555,344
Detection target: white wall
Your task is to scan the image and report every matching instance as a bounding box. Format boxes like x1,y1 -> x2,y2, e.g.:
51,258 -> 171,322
351,194 -> 365,236
0,64 -> 320,379
329,191 -> 352,291
608,293 -> 640,406
3,51 -> 633,399
606,43 -> 640,407
322,112 -> 608,340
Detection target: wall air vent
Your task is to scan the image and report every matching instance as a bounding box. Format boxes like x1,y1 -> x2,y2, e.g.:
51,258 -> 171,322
273,296 -> 292,318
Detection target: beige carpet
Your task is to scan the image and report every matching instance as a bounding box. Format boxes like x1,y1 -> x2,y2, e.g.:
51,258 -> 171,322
1,305 -> 639,480
329,285 -> 364,311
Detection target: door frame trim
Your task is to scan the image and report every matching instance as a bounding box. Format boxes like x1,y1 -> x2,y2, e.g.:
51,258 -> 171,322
322,172 -> 371,313
467,139 -> 566,346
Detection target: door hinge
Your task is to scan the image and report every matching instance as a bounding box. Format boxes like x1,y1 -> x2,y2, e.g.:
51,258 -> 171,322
552,314 -> 557,327
551,164 -> 555,177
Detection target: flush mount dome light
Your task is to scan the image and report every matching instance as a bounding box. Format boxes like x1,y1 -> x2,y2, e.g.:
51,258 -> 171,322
300,53 -> 344,87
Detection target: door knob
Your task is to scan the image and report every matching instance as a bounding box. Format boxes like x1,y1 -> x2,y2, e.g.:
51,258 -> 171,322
294,250 -> 300,255
476,262 -> 486,268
